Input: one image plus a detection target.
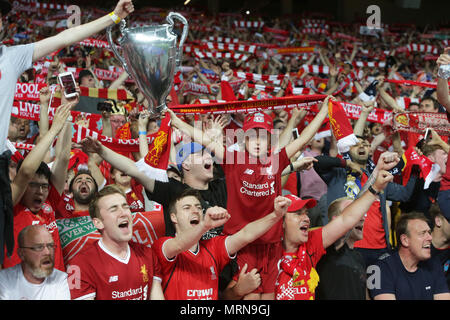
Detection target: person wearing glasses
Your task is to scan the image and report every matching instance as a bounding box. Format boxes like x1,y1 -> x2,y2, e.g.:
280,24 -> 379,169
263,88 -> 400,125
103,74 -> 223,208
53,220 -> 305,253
0,225 -> 70,300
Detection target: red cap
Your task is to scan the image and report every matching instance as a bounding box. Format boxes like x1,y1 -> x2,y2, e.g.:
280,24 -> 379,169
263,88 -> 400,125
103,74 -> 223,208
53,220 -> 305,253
284,194 -> 317,212
243,112 -> 273,133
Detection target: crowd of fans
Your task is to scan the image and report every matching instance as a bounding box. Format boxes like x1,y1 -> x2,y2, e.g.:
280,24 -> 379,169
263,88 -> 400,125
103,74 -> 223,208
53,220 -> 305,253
0,0 -> 449,301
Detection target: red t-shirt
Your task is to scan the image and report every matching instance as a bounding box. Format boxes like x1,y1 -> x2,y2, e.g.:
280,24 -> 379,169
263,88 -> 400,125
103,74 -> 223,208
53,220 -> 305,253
354,200 -> 386,249
440,112 -> 450,191
275,228 -> 326,300
3,197 -> 65,272
69,240 -> 162,300
153,236 -> 232,300
222,147 -> 290,244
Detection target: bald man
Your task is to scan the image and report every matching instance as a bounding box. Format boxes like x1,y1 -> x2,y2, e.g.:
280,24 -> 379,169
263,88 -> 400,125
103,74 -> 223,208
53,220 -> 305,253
0,225 -> 70,300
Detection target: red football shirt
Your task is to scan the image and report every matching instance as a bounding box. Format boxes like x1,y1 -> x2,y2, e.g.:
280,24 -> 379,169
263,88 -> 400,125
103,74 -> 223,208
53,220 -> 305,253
69,240 -> 162,300
354,201 -> 386,249
440,112 -> 450,191
275,228 -> 326,300
222,147 -> 290,244
153,236 -> 233,300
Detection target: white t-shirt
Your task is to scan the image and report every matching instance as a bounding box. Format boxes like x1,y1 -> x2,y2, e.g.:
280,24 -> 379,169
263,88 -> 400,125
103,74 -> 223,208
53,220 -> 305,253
0,43 -> 35,153
0,264 -> 70,300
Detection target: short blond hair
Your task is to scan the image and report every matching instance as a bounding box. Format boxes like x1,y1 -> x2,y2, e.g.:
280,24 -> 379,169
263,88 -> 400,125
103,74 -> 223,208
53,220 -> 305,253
327,197 -> 353,222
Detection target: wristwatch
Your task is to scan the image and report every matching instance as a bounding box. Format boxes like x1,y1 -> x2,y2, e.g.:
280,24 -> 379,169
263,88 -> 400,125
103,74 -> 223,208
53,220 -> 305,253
368,185 -> 382,196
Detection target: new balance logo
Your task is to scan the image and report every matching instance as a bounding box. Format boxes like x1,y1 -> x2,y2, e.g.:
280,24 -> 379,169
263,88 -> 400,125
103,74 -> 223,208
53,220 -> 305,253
109,275 -> 118,283
244,169 -> 254,175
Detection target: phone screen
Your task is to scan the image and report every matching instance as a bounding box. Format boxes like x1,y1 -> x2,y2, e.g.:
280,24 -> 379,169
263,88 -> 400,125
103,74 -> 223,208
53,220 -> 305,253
60,74 -> 76,95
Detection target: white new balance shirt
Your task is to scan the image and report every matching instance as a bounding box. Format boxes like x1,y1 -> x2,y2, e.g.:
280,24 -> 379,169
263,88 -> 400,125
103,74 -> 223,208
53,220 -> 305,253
0,43 -> 35,153
0,264 -> 70,300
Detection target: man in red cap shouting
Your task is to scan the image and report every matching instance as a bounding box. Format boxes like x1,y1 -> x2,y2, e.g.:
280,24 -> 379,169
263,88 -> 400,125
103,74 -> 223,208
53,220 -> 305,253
275,153 -> 398,300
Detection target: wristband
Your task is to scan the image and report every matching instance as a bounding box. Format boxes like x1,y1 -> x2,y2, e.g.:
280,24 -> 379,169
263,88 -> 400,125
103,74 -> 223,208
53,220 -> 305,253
437,65 -> 450,80
289,163 -> 295,173
109,12 -> 121,24
368,185 -> 382,196
139,131 -> 147,136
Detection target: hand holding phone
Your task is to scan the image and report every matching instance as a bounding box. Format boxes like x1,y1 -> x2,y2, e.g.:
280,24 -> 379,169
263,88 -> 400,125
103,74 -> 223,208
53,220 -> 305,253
424,128 -> 431,142
58,72 -> 78,99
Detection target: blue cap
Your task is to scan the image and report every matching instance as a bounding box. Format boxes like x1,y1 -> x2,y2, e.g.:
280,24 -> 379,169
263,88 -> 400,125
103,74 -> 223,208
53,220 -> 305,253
176,142 -> 205,171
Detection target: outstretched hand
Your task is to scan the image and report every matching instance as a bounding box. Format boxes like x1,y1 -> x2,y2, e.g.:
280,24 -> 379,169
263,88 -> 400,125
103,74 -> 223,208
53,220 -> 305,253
203,206 -> 230,230
274,196 -> 291,218
114,0 -> 135,19
373,170 -> 394,193
79,136 -> 103,155
376,151 -> 400,171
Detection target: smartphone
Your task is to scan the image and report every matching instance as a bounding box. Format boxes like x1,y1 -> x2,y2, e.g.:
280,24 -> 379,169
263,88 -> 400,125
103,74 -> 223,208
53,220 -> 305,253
58,72 -> 78,99
292,128 -> 299,139
424,128 -> 431,141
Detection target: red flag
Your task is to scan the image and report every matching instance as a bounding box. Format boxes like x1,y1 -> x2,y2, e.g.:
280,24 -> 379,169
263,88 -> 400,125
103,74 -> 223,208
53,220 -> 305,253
328,100 -> 358,153
220,80 -> 237,101
135,115 -> 172,182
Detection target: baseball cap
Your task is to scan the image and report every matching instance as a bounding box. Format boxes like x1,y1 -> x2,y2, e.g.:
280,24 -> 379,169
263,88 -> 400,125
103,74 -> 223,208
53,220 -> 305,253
0,0 -> 11,15
284,194 -> 317,212
242,112 -> 273,133
176,142 -> 205,171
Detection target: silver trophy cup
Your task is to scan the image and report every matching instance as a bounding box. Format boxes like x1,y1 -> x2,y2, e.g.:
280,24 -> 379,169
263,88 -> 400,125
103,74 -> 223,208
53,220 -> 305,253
107,12 -> 188,116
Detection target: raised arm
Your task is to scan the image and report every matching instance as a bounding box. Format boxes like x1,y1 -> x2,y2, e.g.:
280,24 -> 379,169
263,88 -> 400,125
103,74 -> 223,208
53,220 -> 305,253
436,48 -> 450,112
11,103 -> 72,204
50,87 -> 81,195
225,196 -> 290,255
277,107 -> 307,149
285,96 -> 331,159
36,86 -> 52,144
79,136 -> 156,193
163,206 -> 230,259
167,108 -> 225,161
32,0 -> 134,62
353,101 -> 374,137
321,169 -> 393,249
138,110 -> 151,159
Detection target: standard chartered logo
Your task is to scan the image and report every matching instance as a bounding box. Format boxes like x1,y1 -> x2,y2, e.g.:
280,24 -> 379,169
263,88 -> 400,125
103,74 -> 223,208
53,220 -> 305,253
240,180 -> 275,197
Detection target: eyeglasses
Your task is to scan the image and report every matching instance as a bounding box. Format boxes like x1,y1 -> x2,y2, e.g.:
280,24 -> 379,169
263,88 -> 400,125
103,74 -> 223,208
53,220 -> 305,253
20,243 -> 56,252
28,182 -> 50,191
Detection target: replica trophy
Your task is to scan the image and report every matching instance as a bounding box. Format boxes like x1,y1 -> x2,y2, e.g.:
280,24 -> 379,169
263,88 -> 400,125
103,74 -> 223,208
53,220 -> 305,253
107,12 -> 188,116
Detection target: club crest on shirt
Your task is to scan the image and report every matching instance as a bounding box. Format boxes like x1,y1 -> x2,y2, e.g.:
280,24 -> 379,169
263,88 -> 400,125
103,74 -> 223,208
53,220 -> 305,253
140,264 -> 149,283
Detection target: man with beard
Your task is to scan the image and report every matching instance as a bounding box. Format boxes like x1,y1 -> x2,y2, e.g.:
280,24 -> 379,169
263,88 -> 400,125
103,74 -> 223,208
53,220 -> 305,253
0,225 -> 70,300
53,169 -> 98,219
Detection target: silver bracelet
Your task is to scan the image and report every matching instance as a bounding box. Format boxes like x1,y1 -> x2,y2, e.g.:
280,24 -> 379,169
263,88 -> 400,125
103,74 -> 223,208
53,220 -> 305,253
437,65 -> 450,80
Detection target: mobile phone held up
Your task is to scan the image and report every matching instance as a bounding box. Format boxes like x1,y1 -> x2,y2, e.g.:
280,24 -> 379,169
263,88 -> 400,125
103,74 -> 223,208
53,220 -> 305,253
58,72 -> 78,99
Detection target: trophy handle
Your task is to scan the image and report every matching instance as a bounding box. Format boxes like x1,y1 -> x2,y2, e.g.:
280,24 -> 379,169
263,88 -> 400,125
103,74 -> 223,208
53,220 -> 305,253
106,20 -> 131,75
166,12 -> 189,69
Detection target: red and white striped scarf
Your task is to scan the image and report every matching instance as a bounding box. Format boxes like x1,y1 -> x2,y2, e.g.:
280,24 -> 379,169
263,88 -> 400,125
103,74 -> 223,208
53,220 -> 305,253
407,43 -> 439,55
205,42 -> 257,54
233,21 -> 264,28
